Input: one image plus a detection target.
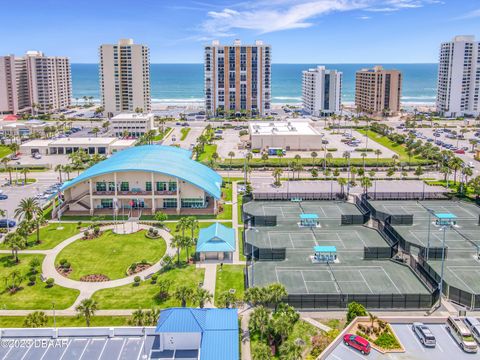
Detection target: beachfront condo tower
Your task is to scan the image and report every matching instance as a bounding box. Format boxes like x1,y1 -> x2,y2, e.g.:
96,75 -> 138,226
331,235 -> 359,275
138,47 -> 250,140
302,66 -> 342,117
0,51 -> 71,114
355,66 -> 402,116
204,39 -> 271,117
99,39 -> 151,116
436,35 -> 480,118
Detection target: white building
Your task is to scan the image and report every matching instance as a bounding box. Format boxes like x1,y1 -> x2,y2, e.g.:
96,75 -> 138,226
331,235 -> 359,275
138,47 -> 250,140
111,112 -> 156,138
249,120 -> 323,151
437,35 -> 480,118
302,66 -> 342,117
99,39 -> 151,116
0,51 -> 71,114
0,119 -> 48,138
20,137 -> 136,156
205,40 -> 271,117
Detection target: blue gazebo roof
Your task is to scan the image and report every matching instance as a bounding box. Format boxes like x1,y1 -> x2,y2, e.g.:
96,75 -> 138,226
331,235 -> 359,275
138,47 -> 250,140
196,223 -> 235,253
300,214 -> 319,219
434,213 -> 457,220
314,245 -> 337,253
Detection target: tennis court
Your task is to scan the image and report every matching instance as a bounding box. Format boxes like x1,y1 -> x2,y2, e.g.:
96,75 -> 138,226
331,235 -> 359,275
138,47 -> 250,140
369,200 -> 480,221
244,200 -> 362,220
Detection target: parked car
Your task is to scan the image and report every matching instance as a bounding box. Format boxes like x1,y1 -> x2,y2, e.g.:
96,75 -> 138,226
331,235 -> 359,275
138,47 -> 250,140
455,149 -> 465,154
464,318 -> 480,344
468,162 -> 475,168
0,194 -> 8,200
343,334 -> 370,354
412,322 -> 436,347
322,139 -> 329,144
446,316 -> 478,353
427,138 -> 434,142
0,219 -> 16,228
32,152 -> 42,159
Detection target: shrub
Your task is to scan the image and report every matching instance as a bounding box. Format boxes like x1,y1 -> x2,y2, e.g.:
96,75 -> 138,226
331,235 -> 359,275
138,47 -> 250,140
373,331 -> 401,349
63,262 -> 71,269
251,149 -> 260,153
239,130 -> 248,136
46,278 -> 54,287
59,259 -> 68,266
83,230 -> 90,239
151,274 -> 158,284
28,275 -> 36,285
133,276 -> 141,286
153,229 -> 158,236
77,221 -> 82,229
346,301 -> 367,323
327,148 -> 338,152
93,225 -> 100,236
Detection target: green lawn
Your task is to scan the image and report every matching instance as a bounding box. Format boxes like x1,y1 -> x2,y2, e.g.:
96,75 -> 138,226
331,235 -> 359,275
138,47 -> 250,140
180,127 -> 191,141
425,180 -> 475,199
198,144 -> 218,162
0,315 -> 131,328
215,265 -> 245,306
237,228 -> 245,261
56,230 -> 166,280
237,194 -> 243,224
92,265 -> 205,309
153,127 -> 172,141
222,182 -> 233,202
0,146 -> 12,159
0,254 -> 79,310
217,204 -> 232,220
0,223 -> 81,250
357,129 -> 410,159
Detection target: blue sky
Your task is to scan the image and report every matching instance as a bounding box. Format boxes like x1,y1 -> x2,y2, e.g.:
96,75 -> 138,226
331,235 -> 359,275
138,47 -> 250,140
2,0 -> 479,63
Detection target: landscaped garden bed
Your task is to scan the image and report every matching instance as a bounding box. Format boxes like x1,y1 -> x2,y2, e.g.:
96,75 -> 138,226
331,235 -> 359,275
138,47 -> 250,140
127,261 -> 152,275
352,316 -> 403,353
80,274 -> 110,282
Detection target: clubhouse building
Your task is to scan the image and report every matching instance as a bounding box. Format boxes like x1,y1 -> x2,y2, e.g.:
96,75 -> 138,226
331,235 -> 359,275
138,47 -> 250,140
56,145 -> 222,216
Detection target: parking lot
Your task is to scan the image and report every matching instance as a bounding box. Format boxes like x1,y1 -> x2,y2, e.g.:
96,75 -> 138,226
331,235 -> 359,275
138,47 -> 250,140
326,323 -> 480,360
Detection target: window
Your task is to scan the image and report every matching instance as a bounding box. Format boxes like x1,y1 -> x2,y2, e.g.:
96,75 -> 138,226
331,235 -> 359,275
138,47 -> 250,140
108,182 -> 115,192
101,199 -> 113,208
181,198 -> 205,208
120,182 -> 129,191
156,182 -> 167,191
163,198 -> 177,208
146,182 -> 152,192
96,182 -> 106,192
168,181 -> 177,192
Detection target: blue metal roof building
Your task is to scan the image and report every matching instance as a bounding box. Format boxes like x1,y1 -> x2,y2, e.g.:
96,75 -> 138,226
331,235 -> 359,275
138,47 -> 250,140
196,223 -> 236,253
156,308 -> 239,360
61,145 -> 222,199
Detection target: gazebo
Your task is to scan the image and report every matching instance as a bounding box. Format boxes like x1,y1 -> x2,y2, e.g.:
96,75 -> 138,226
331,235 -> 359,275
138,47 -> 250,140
196,223 -> 235,261
299,213 -> 319,227
313,245 -> 337,263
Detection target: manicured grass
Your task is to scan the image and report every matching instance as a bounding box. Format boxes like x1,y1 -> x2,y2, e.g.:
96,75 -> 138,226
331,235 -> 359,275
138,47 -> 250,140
153,127 -> 172,141
11,178 -> 36,185
0,223 -> 81,250
222,182 -> 233,202
215,265 -> 245,306
217,204 -> 232,220
180,127 -> 191,141
425,180 -> 475,199
0,146 -> 12,159
237,228 -> 245,261
56,230 -> 166,280
357,129 -> 410,160
198,144 -> 218,162
60,215 -> 129,221
92,265 -> 205,309
237,194 -> 243,224
0,254 -> 79,310
0,315 -> 131,328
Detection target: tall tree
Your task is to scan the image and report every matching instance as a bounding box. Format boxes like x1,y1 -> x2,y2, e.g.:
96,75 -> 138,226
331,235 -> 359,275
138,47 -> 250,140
75,298 -> 98,327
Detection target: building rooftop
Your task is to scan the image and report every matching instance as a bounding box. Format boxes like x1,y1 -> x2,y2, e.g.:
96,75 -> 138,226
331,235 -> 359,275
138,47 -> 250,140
196,223 -> 236,253
60,145 -> 222,199
249,121 -> 320,136
51,137 -> 118,146
156,308 -> 239,360
111,113 -> 154,120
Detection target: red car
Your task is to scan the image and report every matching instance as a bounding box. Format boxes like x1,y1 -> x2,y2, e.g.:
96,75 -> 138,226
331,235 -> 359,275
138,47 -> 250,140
343,334 -> 371,355
455,149 -> 465,154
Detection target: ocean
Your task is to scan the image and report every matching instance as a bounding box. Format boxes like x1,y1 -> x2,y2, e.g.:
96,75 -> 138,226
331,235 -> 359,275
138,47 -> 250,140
71,63 -> 438,105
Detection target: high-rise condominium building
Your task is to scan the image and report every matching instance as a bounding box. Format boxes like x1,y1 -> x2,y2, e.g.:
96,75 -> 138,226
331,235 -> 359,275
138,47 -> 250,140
436,35 -> 480,118
355,66 -> 402,116
0,51 -> 71,114
204,40 -> 271,117
99,39 -> 151,116
302,66 -> 342,117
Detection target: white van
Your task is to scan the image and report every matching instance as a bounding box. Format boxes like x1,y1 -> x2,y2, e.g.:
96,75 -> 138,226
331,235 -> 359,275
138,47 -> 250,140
446,316 -> 478,353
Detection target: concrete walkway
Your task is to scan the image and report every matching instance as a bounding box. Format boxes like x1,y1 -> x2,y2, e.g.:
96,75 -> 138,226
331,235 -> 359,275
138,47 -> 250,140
231,181 -> 241,262
198,263 -> 217,308
30,224 -> 175,310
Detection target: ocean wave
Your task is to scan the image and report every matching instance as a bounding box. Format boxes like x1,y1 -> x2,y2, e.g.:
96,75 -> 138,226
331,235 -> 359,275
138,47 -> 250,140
273,96 -> 302,101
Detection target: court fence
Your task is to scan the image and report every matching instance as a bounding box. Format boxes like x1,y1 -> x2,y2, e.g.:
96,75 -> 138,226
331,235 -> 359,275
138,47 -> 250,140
363,246 -> 395,260
252,192 -> 341,201
419,246 -> 448,260
341,214 -> 369,225
417,256 -> 480,309
366,191 -> 448,200
282,292 -> 439,310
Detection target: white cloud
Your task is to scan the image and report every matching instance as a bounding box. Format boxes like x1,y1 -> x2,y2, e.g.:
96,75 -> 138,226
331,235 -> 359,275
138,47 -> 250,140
197,0 -> 439,37
455,8 -> 480,20
358,15 -> 372,19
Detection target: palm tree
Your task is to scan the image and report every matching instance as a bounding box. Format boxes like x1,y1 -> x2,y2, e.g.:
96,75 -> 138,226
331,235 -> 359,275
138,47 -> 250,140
267,283 -> 287,312
279,341 -> 302,360
91,127 -> 100,137
171,235 -> 184,264
449,157 -> 463,184
23,311 -> 48,328
311,151 -> 318,168
14,197 -> 42,223
217,291 -> 237,308
174,285 -> 194,307
272,168 -> 283,187
1,158 -> 13,185
187,216 -> 198,247
228,151 -> 235,170
360,177 -> 372,195
75,298 -> 98,327
337,177 -> 347,198
251,342 -> 271,360
374,149 -> 382,168
249,306 -> 270,341
4,232 -> 26,263
194,288 -> 212,308
63,165 -> 72,180
20,168 -> 29,185
261,152 -> 269,170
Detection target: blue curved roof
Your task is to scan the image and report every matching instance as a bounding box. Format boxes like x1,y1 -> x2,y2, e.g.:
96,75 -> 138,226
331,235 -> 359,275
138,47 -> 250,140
60,145 -> 222,199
